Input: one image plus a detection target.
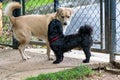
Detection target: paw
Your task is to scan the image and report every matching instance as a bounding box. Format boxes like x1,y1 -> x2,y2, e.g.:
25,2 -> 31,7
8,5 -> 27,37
23,58 -> 27,62
22,57 -> 28,61
27,56 -> 31,59
48,58 -> 53,60
82,59 -> 89,63
53,60 -> 61,64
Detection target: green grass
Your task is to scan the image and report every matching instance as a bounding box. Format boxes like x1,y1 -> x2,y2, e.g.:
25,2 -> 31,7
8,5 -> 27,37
25,0 -> 54,11
2,0 -> 54,10
25,65 -> 94,80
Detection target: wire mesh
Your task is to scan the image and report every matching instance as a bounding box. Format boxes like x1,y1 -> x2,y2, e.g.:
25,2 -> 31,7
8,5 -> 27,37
116,0 -> 120,53
0,0 -> 12,45
64,0 -> 102,50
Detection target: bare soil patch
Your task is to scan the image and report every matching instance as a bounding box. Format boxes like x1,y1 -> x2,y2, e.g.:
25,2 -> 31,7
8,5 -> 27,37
0,48 -> 120,80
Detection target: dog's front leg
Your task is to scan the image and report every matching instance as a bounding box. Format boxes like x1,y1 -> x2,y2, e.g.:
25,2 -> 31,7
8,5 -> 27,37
82,47 -> 91,63
46,43 -> 53,60
53,51 -> 63,64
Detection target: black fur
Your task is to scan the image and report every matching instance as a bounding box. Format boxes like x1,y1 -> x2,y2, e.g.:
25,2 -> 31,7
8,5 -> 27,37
48,19 -> 93,64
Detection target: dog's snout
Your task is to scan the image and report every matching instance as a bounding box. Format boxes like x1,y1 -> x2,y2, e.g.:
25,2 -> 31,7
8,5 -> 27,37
63,22 -> 67,25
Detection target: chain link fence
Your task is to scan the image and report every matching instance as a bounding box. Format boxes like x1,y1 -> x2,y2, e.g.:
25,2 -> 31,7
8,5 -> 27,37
116,0 -> 120,53
0,0 -> 106,50
1,0 -> 120,56
0,0 -> 12,46
65,0 -> 102,50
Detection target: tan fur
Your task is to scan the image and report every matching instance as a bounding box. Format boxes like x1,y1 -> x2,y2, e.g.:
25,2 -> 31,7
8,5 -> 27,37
4,2 -> 73,60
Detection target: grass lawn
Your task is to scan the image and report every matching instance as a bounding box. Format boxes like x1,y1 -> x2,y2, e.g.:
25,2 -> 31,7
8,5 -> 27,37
25,0 -> 54,11
25,65 -> 94,80
2,0 -> 54,10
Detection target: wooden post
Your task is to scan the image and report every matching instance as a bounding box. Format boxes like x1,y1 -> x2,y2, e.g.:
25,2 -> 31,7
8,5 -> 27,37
0,2 -> 2,36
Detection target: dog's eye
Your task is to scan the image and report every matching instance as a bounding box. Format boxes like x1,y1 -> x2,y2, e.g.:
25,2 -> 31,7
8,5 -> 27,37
61,16 -> 64,18
67,16 -> 70,18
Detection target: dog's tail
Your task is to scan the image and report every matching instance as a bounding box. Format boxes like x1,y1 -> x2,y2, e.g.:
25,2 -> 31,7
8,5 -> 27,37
78,25 -> 93,36
4,2 -> 21,24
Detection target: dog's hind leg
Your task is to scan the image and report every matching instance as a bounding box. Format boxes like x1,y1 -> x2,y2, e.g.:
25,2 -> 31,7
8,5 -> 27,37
82,47 -> 91,63
23,45 -> 31,59
18,44 -> 28,61
18,38 -> 31,60
18,44 -> 31,60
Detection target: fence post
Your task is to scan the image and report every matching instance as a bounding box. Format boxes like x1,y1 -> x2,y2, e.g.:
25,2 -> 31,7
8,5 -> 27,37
22,0 -> 25,15
100,0 -> 103,49
12,0 -> 21,49
109,0 -> 116,63
0,0 -> 3,36
104,0 -> 110,52
54,0 -> 60,12
105,0 -> 116,63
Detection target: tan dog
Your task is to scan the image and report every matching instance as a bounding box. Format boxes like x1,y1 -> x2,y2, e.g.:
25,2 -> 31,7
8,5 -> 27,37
4,2 -> 73,61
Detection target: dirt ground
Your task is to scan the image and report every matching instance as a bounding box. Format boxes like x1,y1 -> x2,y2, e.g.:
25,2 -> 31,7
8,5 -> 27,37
0,48 -> 120,80
83,70 -> 120,80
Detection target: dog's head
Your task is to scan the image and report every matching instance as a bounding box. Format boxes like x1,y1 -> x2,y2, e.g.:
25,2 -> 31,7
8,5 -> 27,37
48,19 -> 63,35
78,25 -> 93,36
55,7 -> 73,34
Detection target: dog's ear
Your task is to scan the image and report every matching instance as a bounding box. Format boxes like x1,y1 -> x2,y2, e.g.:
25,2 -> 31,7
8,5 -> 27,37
56,7 -> 74,15
66,8 -> 74,16
55,7 -> 63,18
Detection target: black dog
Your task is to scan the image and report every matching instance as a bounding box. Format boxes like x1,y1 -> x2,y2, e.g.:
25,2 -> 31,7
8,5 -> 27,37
48,19 -> 93,64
